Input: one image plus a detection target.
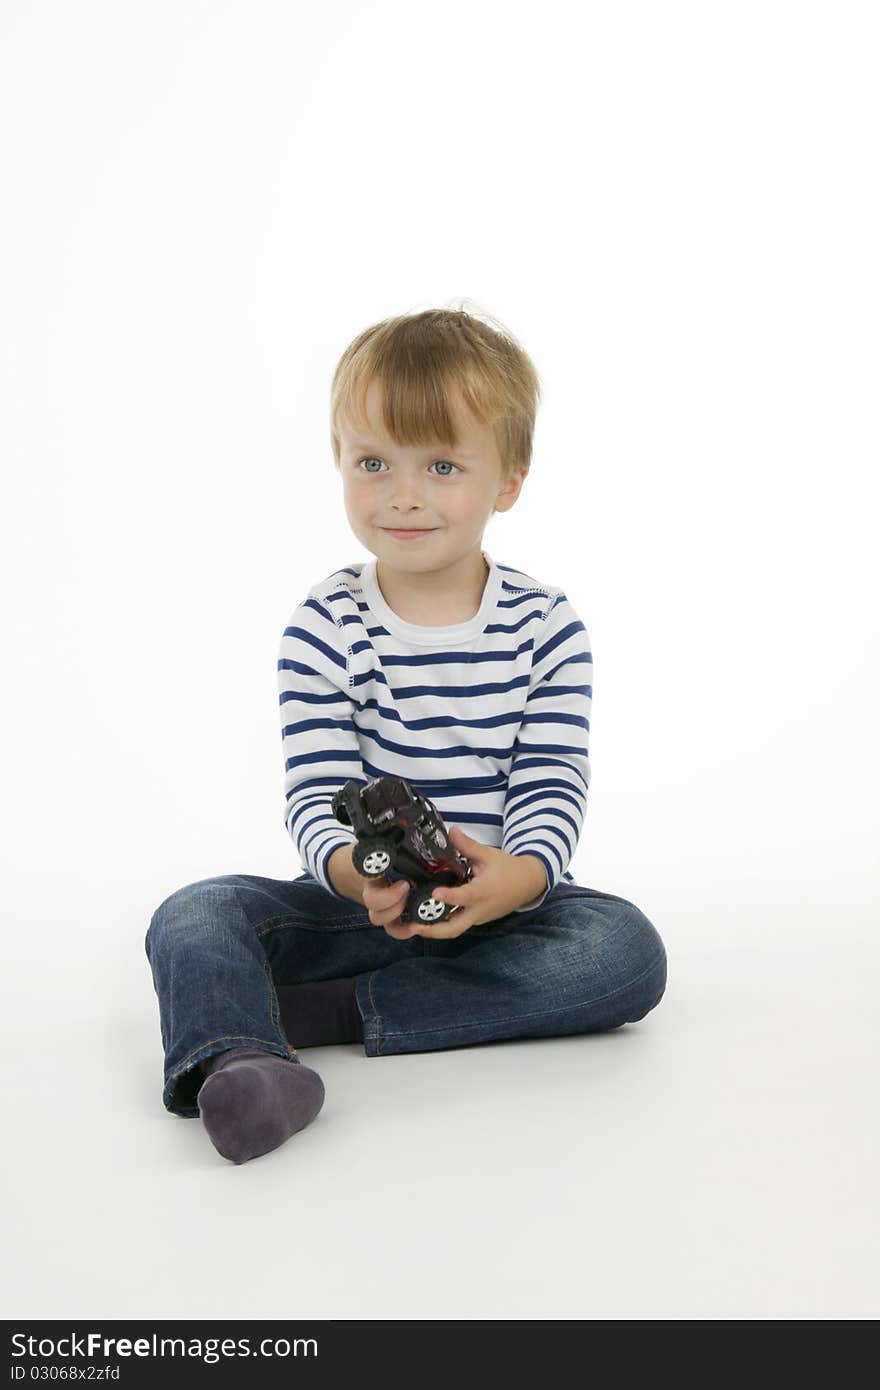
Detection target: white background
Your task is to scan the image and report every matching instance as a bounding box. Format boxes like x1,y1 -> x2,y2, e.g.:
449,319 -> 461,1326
1,0 -> 877,1320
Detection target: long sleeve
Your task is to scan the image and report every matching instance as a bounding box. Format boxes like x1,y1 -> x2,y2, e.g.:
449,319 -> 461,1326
501,592 -> 592,911
277,593 -> 364,899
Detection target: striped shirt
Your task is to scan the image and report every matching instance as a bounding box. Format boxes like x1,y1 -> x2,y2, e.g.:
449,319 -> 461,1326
276,548 -> 592,912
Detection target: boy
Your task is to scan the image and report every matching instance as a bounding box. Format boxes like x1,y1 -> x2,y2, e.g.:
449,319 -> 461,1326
144,307 -> 667,1164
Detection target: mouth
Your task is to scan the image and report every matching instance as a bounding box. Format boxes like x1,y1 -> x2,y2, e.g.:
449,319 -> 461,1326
381,528 -> 437,539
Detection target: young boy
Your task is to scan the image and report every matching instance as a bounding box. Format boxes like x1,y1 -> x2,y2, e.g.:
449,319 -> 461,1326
144,307 -> 667,1165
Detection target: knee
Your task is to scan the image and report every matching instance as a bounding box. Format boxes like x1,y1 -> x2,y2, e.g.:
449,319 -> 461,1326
617,904 -> 667,1019
574,898 -> 667,1021
144,876 -> 241,960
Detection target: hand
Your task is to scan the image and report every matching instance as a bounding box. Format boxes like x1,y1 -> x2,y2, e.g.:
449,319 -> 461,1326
413,826 -> 547,939
362,874 -> 421,941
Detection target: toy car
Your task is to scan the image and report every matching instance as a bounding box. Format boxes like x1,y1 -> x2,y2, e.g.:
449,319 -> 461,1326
331,775 -> 473,924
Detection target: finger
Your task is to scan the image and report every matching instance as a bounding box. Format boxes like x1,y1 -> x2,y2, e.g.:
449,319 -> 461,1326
361,874 -> 388,905
439,910 -> 474,938
367,881 -> 410,927
383,917 -> 420,940
364,878 -> 409,913
448,826 -> 479,853
380,887 -> 419,939
419,911 -> 472,940
387,879 -> 411,908
432,886 -> 470,911
378,880 -> 410,917
362,871 -> 392,896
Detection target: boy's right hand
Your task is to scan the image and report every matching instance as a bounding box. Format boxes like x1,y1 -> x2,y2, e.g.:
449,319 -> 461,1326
362,875 -> 419,940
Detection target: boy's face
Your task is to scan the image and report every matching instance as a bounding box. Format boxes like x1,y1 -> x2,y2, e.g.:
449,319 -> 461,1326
337,378 -> 526,571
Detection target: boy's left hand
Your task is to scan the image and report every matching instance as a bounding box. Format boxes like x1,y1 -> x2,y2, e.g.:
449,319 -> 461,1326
413,826 -> 546,938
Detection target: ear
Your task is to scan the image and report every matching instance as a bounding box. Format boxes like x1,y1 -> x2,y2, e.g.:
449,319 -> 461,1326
493,466 -> 528,514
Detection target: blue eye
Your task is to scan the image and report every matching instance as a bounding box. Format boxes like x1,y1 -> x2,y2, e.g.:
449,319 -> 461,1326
356,457 -> 459,476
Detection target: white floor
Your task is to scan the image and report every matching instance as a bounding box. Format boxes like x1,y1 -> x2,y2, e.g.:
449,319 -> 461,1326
3,896 -> 877,1321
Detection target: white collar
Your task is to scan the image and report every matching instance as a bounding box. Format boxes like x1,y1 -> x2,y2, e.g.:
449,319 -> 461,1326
359,550 -> 502,646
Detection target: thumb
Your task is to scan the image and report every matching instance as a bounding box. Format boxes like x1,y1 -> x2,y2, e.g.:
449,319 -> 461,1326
449,824 -> 476,846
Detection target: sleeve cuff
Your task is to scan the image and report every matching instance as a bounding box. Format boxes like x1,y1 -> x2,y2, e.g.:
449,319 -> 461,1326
313,834 -> 357,901
509,850 -> 554,913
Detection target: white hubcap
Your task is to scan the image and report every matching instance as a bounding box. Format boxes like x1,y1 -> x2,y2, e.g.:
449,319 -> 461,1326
418,898 -> 446,921
363,850 -> 391,874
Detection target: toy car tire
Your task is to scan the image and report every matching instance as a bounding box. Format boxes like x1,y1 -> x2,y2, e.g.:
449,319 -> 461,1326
352,838 -> 393,877
411,891 -> 448,923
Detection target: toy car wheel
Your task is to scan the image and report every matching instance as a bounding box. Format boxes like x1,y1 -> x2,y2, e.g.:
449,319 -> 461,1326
414,893 -> 447,923
353,839 -> 393,877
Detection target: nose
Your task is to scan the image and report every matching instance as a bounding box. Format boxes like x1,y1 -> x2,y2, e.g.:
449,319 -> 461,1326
389,477 -> 427,512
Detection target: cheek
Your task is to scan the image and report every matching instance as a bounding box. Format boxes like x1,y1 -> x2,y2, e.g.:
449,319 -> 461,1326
342,479 -> 372,510
445,484 -> 485,516
349,494 -> 385,530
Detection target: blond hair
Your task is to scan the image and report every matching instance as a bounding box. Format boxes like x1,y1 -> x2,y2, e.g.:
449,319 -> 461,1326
329,304 -> 542,480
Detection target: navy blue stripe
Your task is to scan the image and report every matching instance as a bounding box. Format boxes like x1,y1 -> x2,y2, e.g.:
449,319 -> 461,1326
505,803 -> 581,842
504,785 -> 585,816
284,748 -> 361,772
343,725 -> 547,761
279,626 -> 347,671
350,673 -> 532,699
359,760 -> 507,794
351,641 -> 536,667
534,623 -> 590,665
349,700 -> 532,731
528,682 -> 592,700
503,834 -> 566,877
502,755 -> 589,793
281,718 -> 357,738
279,689 -> 351,706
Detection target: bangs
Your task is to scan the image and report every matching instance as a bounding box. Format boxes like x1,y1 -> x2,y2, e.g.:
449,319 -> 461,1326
330,307 -> 541,475
337,363 -> 502,456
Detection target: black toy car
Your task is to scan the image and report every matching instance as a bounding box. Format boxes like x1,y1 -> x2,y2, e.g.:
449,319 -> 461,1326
331,775 -> 473,924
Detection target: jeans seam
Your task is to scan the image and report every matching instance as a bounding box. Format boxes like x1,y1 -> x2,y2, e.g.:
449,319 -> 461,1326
263,956 -> 285,1039
256,915 -> 371,938
232,883 -> 291,1048
374,948 -> 667,1041
367,970 -> 382,1055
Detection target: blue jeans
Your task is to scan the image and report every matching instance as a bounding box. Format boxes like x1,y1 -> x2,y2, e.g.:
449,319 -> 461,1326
144,871 -> 668,1117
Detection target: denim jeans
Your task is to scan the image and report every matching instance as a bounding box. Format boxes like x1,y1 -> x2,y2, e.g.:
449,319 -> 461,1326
144,870 -> 668,1117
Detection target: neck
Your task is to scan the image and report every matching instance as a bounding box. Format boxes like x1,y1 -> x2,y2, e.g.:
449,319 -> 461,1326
374,548 -> 489,625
